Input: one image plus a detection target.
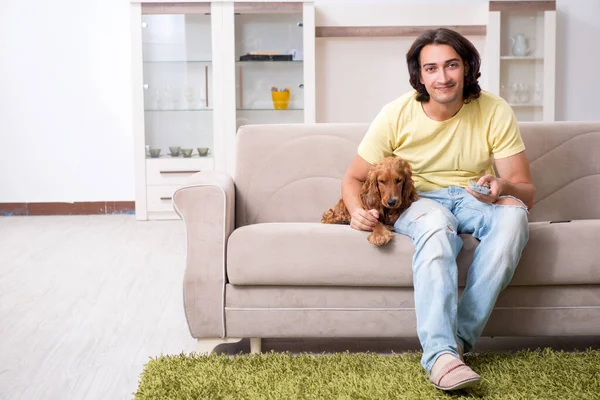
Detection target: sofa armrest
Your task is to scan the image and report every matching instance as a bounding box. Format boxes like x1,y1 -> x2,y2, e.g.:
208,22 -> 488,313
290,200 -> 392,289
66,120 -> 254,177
173,171 -> 235,338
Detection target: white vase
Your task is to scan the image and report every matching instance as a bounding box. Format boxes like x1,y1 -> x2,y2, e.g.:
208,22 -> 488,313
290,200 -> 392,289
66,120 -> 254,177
511,33 -> 531,56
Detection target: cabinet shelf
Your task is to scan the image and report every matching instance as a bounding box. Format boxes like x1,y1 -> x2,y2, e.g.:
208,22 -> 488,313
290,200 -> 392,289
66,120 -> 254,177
143,60 -> 212,63
236,60 -> 303,64
145,109 -> 213,112
145,155 -> 214,160
508,103 -> 543,108
237,108 -> 303,111
500,56 -> 543,60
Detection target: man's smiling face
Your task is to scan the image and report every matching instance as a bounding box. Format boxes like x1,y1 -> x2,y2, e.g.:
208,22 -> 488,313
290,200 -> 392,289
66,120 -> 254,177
419,44 -> 466,106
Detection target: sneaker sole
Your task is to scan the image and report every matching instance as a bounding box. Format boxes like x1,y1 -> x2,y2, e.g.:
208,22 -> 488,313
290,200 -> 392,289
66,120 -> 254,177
432,376 -> 482,391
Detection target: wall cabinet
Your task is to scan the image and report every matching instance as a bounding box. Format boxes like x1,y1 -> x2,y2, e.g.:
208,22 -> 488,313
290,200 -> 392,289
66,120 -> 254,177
130,1 -> 315,220
487,1 -> 556,122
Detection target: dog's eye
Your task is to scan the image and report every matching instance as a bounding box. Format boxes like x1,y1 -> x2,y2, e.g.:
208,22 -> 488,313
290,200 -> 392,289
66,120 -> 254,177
378,180 -> 385,184
396,178 -> 403,184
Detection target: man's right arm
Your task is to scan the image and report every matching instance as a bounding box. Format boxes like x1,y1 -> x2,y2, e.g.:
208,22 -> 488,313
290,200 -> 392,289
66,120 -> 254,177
348,99 -> 400,230
342,154 -> 379,231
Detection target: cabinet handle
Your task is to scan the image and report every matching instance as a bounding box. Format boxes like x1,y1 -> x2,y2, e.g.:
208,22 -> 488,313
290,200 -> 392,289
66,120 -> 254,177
160,197 -> 172,201
298,84 -> 304,89
297,22 -> 303,27
141,22 -> 148,28
159,170 -> 201,174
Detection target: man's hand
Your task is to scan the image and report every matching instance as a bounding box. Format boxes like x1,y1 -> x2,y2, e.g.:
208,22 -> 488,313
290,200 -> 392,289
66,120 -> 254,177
466,174 -> 528,207
466,174 -> 503,204
342,155 -> 381,231
350,208 -> 379,231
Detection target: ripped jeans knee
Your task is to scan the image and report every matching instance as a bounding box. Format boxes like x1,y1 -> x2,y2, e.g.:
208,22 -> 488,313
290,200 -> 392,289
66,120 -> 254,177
394,198 -> 459,239
410,208 -> 458,236
495,195 -> 529,213
412,211 -> 458,235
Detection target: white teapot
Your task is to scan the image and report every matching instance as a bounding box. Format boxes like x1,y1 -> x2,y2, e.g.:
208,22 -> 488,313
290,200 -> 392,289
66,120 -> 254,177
511,33 -> 531,56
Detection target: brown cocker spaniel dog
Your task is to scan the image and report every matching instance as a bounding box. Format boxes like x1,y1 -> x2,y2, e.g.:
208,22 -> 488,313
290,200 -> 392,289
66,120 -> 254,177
321,156 -> 418,246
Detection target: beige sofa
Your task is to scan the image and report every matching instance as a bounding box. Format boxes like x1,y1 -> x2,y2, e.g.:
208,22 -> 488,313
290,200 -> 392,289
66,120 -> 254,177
173,121 -> 600,354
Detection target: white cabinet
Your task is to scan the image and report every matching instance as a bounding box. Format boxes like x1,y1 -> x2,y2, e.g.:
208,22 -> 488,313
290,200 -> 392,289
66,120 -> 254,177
130,1 -> 315,220
487,1 -> 556,122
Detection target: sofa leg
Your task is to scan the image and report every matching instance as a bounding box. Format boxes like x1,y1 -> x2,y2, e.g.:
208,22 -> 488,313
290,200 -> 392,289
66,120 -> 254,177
196,338 -> 243,355
250,338 -> 262,354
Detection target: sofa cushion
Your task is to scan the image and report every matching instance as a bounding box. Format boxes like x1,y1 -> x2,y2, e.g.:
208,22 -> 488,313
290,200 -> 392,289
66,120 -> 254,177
226,220 -> 600,287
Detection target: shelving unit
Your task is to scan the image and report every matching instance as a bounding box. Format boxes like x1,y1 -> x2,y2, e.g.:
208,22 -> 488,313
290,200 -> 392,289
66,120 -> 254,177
130,1 -> 315,220
487,1 -> 556,122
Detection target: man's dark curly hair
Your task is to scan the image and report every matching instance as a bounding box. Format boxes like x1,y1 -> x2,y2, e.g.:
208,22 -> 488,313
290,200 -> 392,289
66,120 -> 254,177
406,28 -> 481,103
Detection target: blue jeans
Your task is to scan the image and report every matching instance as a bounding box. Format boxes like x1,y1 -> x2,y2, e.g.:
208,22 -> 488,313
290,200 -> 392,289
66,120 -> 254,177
393,186 -> 529,373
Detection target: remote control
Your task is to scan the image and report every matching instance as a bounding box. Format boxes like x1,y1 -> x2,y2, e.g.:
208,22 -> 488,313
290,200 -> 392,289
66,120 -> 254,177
468,180 -> 491,196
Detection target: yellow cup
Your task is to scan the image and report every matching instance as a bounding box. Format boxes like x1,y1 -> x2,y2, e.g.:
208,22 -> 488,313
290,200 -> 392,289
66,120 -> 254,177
271,90 -> 290,110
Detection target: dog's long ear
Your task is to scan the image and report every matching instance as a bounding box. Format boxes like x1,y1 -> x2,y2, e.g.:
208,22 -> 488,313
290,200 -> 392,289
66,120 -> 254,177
360,166 -> 382,213
360,167 -> 381,206
401,161 -> 419,211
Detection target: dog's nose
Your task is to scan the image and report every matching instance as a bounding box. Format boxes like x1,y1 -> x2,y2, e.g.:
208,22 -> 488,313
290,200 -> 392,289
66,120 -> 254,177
387,199 -> 397,207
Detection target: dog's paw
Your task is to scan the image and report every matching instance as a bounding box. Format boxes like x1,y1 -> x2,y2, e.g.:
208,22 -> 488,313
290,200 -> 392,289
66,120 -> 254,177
368,229 -> 393,246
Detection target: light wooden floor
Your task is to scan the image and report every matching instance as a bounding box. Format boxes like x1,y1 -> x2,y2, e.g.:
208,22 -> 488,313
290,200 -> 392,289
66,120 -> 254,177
1,215 -> 598,400
0,215 -> 196,400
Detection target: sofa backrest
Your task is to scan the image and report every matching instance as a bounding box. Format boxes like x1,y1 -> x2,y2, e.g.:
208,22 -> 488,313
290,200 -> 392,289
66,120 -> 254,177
234,121 -> 600,227
521,121 -> 600,222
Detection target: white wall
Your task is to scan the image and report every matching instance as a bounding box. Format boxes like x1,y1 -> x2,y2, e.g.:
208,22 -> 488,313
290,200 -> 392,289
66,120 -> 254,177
316,36 -> 487,123
555,0 -> 600,121
314,1 -> 489,122
0,0 -> 133,202
0,0 -> 598,203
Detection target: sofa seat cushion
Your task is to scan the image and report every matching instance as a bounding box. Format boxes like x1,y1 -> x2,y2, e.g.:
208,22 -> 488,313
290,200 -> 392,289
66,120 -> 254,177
226,220 -> 600,287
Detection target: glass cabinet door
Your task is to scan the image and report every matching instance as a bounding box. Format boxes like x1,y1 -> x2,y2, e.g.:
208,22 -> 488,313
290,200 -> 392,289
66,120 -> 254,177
141,10 -> 214,160
233,4 -> 305,131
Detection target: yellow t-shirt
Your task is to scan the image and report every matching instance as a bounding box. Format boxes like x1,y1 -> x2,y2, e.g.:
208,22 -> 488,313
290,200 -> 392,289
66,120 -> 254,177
357,90 -> 526,192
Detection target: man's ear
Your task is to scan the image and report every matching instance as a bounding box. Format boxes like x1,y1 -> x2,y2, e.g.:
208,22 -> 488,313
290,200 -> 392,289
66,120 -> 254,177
464,62 -> 469,76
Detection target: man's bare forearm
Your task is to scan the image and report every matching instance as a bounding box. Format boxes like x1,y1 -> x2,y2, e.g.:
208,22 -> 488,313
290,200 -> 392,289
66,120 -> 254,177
341,175 -> 364,214
500,180 -> 536,210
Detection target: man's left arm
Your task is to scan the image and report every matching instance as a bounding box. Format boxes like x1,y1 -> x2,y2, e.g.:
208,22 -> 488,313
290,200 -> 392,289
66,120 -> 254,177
467,151 -> 536,210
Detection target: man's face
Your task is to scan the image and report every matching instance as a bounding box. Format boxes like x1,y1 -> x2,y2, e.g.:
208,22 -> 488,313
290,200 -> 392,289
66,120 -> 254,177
419,44 -> 466,105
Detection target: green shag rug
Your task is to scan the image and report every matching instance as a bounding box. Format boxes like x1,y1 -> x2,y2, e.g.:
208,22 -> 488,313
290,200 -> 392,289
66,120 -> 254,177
134,349 -> 600,400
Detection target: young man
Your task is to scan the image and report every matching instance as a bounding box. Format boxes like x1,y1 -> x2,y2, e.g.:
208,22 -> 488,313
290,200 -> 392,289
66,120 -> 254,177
342,28 -> 535,390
